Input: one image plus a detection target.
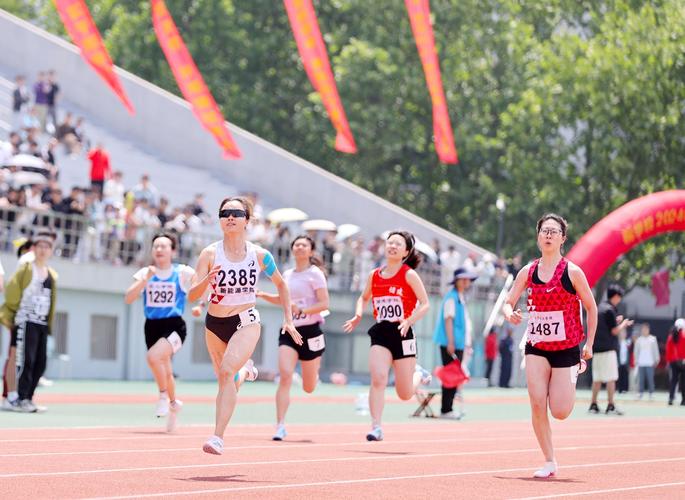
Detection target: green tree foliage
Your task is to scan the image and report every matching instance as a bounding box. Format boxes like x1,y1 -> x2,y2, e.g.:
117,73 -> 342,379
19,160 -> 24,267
4,0 -> 683,289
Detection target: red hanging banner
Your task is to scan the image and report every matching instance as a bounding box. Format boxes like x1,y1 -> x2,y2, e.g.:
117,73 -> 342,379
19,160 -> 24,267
53,0 -> 134,114
405,0 -> 458,164
284,0 -> 357,153
151,0 -> 241,159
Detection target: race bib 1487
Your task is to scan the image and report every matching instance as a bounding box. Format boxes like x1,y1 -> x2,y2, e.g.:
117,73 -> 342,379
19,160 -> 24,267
527,311 -> 566,343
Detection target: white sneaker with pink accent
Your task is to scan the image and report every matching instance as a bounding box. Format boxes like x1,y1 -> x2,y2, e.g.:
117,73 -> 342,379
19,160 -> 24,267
533,461 -> 557,478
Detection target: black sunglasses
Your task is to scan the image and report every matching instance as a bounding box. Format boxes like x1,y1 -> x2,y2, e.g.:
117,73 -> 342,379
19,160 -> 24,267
219,208 -> 247,219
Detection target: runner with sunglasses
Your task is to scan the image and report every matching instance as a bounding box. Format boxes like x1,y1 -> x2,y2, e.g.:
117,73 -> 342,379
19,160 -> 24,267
502,213 -> 597,478
189,197 -> 301,455
343,230 -> 430,441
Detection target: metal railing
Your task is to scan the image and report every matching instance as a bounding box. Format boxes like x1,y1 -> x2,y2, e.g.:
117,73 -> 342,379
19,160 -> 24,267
0,205 -> 501,296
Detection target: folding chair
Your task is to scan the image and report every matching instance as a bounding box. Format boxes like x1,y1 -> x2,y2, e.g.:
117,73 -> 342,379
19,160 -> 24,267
411,391 -> 438,418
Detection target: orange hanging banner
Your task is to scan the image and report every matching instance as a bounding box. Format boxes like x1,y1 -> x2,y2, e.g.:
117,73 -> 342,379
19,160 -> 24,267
284,0 -> 357,154
151,0 -> 241,159
53,0 -> 134,114
405,0 -> 458,164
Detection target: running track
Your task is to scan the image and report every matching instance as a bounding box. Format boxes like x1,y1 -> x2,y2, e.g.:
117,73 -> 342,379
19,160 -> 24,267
1,418 -> 684,499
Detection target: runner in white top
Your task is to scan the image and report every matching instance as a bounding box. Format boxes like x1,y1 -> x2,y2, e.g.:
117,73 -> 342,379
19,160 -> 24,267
189,197 -> 301,455
125,232 -> 195,432
258,235 -> 330,441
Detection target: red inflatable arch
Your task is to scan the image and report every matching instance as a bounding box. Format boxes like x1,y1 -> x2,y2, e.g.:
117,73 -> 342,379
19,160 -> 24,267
567,190 -> 685,288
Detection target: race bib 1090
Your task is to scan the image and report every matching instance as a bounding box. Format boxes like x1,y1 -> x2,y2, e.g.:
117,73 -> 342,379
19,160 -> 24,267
527,311 -> 566,343
373,296 -> 404,322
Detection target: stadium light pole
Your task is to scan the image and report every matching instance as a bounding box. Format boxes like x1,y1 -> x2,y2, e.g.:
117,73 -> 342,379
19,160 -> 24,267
496,195 -> 506,258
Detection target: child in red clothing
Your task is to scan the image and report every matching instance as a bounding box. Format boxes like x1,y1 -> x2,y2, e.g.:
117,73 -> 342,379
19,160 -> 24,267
665,318 -> 685,406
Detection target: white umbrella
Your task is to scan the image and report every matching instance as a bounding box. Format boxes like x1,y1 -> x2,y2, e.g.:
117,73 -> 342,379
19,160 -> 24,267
302,219 -> 337,232
336,223 -> 361,241
267,207 -> 308,223
12,171 -> 49,187
4,154 -> 45,169
414,238 -> 438,261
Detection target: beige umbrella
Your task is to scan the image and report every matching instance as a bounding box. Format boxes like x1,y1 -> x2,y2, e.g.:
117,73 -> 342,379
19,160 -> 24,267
302,219 -> 337,232
267,207 -> 308,223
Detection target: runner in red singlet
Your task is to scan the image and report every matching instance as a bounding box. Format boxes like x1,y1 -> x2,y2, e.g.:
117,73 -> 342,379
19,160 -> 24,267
343,231 -> 430,441
503,214 -> 597,478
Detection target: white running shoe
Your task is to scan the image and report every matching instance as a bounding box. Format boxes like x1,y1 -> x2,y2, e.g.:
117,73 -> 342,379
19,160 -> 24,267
415,364 -> 432,385
439,411 -> 462,420
19,399 -> 37,413
202,435 -> 224,455
1,398 -> 21,412
155,396 -> 170,418
272,424 -> 287,441
166,400 -> 183,433
366,426 -> 383,441
533,461 -> 557,478
244,359 -> 259,382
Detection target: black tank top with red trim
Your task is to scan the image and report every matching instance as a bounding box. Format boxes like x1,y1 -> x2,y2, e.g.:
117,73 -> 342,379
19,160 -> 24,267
525,258 -> 584,351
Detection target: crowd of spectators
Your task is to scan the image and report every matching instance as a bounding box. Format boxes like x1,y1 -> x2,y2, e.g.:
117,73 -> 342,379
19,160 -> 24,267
2,72 -> 517,295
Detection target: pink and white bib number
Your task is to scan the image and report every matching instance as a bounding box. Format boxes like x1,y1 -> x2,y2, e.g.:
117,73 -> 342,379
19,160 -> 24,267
527,311 -> 566,344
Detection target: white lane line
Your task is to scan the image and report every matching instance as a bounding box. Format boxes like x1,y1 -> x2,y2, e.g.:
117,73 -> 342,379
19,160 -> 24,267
0,432 -> 676,458
1,441 -> 683,478
88,457 -> 685,499
1,419 -> 677,444
510,481 -> 685,499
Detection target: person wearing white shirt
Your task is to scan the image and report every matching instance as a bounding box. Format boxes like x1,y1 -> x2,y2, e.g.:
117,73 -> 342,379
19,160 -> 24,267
103,170 -> 125,206
634,324 -> 660,400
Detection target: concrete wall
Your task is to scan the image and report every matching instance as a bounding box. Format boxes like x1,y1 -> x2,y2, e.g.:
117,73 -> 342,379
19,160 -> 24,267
0,9 -> 490,258
1,251 -> 491,382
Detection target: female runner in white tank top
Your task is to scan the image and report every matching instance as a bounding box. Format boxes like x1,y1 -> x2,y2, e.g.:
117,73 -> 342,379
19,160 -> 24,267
189,197 -> 301,455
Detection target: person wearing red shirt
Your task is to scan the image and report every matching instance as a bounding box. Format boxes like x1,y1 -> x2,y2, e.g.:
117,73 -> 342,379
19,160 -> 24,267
666,318 -> 685,406
88,143 -> 111,193
484,328 -> 498,387
343,231 -> 430,442
503,214 -> 597,479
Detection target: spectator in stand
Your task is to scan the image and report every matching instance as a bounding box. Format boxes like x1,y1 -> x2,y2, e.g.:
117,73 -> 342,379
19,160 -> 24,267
634,323 -> 660,401
55,113 -> 80,154
87,143 -> 111,193
666,318 -> 685,406
33,72 -> 50,132
589,284 -> 633,415
499,328 -> 514,388
61,187 -> 86,258
156,197 -> 170,227
74,116 -> 89,151
103,170 -> 125,206
12,75 -> 30,131
26,184 -> 48,211
484,327 -> 498,387
27,141 -> 41,159
507,253 -> 523,276
190,193 -> 205,216
21,107 -> 41,133
432,239 -> 442,265
43,138 -> 58,167
8,132 -> 22,156
439,245 -> 462,291
46,70 -> 60,132
617,330 -> 631,394
132,174 -> 159,207
462,252 -> 479,273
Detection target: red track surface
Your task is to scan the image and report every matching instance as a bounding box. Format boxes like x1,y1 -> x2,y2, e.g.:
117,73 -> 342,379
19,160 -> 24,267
1,418 -> 684,499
